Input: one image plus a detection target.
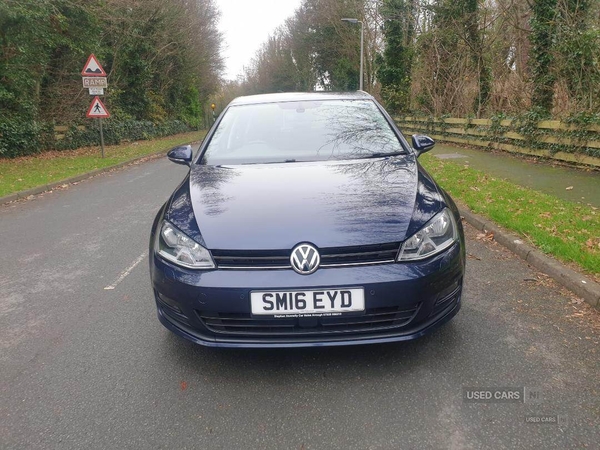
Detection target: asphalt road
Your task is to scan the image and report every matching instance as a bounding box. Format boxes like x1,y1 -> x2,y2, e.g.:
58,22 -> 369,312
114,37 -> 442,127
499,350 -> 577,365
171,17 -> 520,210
1,153 -> 599,450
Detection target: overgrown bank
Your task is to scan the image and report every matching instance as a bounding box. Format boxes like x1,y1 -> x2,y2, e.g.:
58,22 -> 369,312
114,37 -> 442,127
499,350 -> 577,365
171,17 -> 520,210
0,130 -> 206,198
420,153 -> 600,276
0,0 -> 223,158
0,119 -> 194,158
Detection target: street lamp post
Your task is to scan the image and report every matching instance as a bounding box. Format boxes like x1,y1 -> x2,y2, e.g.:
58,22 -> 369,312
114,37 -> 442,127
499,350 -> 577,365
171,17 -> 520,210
341,18 -> 364,91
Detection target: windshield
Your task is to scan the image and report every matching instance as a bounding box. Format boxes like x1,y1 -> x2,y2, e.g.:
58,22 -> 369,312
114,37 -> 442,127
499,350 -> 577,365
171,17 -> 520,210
199,99 -> 406,165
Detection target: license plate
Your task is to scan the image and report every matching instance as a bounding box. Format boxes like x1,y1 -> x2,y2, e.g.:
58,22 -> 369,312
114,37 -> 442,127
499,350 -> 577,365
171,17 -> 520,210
250,288 -> 365,317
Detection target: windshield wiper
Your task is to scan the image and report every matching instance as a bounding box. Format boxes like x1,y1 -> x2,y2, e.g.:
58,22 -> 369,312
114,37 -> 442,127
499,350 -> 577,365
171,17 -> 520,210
362,152 -> 406,159
244,159 -> 298,165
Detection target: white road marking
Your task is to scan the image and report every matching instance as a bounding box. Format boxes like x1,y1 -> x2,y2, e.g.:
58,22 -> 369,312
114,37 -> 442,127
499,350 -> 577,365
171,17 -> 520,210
104,251 -> 148,290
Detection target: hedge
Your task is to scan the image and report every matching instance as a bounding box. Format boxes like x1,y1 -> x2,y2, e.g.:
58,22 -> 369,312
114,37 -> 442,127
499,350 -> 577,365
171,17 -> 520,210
0,119 -> 193,158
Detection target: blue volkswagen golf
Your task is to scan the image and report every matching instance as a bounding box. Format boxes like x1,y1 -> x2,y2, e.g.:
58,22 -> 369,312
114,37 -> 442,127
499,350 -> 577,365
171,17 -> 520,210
149,92 -> 465,348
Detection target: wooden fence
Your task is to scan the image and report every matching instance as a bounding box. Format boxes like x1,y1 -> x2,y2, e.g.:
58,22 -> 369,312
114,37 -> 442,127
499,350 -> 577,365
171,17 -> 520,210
53,120 -> 600,167
394,117 -> 600,168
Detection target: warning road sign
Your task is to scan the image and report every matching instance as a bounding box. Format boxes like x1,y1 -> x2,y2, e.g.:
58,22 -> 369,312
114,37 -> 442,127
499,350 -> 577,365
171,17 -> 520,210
81,54 -> 106,77
86,96 -> 110,118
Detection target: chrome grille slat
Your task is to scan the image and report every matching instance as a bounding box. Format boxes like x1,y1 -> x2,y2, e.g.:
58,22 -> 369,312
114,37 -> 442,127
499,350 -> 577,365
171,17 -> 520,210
322,251 -> 397,259
320,316 -> 411,327
205,322 -> 297,329
215,255 -> 289,261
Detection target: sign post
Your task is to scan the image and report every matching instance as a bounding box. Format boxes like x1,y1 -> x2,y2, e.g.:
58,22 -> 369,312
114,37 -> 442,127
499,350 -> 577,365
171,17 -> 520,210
99,118 -> 105,158
81,54 -> 109,157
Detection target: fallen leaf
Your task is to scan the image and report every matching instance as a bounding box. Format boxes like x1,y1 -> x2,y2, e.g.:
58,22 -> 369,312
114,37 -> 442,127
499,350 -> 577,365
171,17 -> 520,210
180,381 -> 187,391
565,186 -> 573,190
585,238 -> 600,250
476,231 -> 494,241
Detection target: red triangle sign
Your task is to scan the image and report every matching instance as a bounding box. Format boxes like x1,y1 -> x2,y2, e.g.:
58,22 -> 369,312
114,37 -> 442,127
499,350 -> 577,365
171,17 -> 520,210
81,54 -> 106,77
87,96 -> 110,118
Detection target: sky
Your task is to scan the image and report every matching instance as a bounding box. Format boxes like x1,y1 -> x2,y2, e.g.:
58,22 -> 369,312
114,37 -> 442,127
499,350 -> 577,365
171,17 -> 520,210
217,0 -> 302,80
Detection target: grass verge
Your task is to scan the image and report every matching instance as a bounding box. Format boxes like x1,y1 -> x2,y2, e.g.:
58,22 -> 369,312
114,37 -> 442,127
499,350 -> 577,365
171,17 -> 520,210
420,153 -> 600,276
0,130 -> 206,198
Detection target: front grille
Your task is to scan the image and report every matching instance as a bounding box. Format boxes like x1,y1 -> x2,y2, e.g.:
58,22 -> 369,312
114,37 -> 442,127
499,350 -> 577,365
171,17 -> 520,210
196,304 -> 420,337
212,242 -> 400,270
211,249 -> 290,269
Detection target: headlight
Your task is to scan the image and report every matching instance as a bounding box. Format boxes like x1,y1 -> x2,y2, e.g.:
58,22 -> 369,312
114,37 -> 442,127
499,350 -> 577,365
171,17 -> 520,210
397,208 -> 458,261
155,221 -> 215,269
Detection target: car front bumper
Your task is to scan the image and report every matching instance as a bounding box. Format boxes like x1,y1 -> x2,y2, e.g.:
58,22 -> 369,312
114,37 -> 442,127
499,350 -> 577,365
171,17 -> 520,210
150,242 -> 465,348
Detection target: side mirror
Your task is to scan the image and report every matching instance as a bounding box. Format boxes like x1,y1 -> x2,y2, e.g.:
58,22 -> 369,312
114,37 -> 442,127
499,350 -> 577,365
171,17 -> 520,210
412,135 -> 435,156
167,145 -> 192,166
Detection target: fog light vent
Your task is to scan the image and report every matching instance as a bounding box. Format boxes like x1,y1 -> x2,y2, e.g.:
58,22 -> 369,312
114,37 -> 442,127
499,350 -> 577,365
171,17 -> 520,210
157,292 -> 182,313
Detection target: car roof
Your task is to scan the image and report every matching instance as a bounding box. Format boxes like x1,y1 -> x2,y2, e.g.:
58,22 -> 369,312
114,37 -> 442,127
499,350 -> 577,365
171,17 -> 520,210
228,91 -> 374,106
